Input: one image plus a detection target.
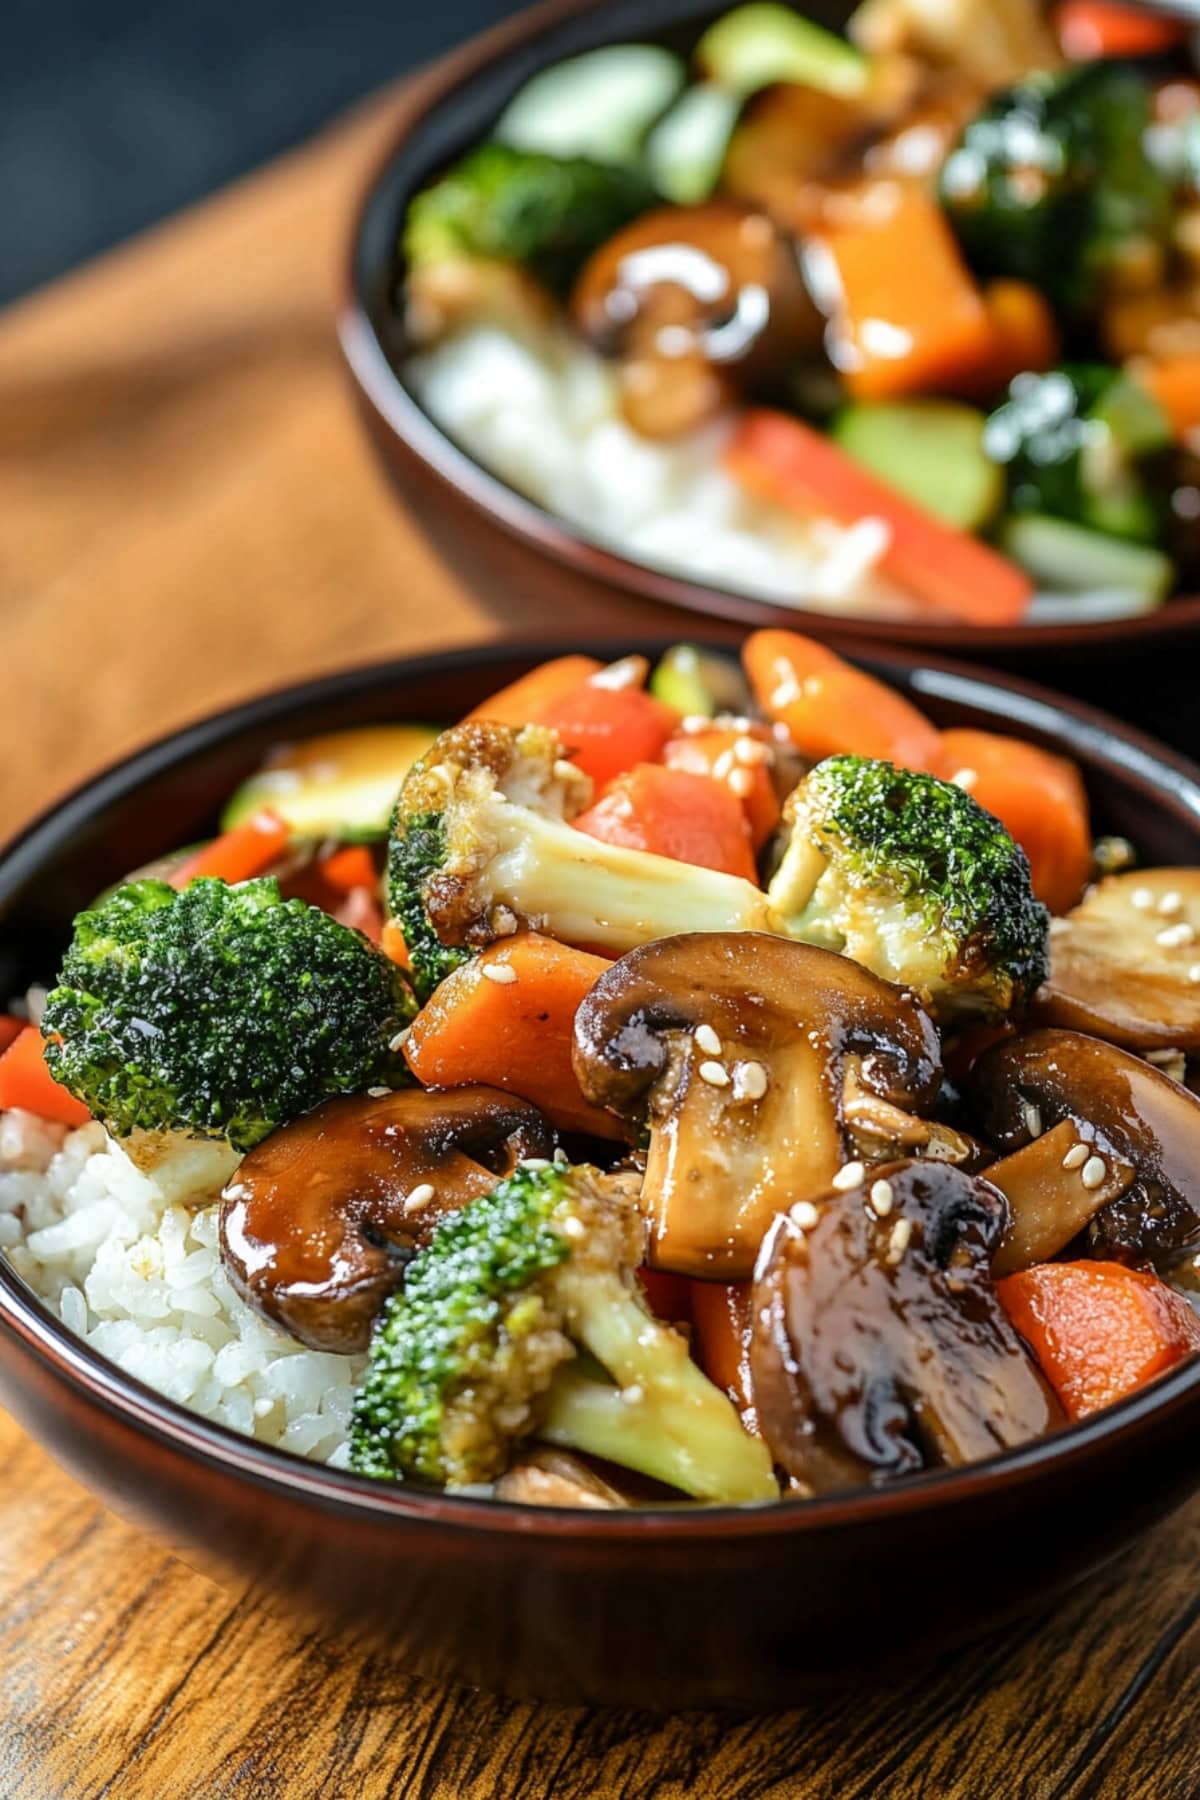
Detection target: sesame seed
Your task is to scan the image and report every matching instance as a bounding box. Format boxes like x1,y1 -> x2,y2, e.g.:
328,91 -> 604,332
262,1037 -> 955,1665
404,1183 -> 436,1214
832,1161 -> 866,1191
491,906 -> 519,937
621,1383 -> 645,1406
886,1217 -> 913,1264
590,655 -> 644,691
869,1179 -> 894,1217
553,760 -> 580,783
791,1200 -> 820,1230
728,767 -> 755,799
481,962 -> 518,984
367,1086 -> 391,1099
518,1157 -> 552,1171
254,1398 -> 274,1418
694,1023 -> 722,1057
1190,965 -> 1200,985
1062,1142 -> 1089,1170
1157,922 -> 1196,949
1081,1155 -> 1107,1191
680,714 -> 710,735
733,1060 -> 769,1101
553,1146 -> 569,1165
1132,887 -> 1155,910
712,749 -> 736,780
388,1029 -> 411,1053
950,768 -> 977,791
698,1060 -> 729,1088
560,1215 -> 586,1241
1146,1047 -> 1184,1065
1022,1102 -> 1043,1140
1158,891 -> 1184,917
734,737 -> 769,766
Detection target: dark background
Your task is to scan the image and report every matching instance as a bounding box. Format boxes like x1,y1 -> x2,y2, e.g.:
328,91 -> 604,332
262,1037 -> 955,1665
1,0 -> 518,305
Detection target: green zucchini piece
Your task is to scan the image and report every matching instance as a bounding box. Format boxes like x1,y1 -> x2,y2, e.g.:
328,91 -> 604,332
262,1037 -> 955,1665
645,84 -> 741,204
221,725 -> 441,843
999,514 -> 1175,607
696,4 -> 870,99
833,400 -> 1004,531
495,44 -> 685,166
650,645 -> 752,718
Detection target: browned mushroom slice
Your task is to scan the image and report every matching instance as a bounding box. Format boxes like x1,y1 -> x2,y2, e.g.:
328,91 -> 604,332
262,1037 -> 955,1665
970,1028 -> 1200,1262
573,933 -> 941,1280
841,1054 -> 988,1170
986,1121 -> 1135,1277
570,202 -> 821,438
219,1086 -> 553,1353
751,1160 -> 1062,1494
1035,870 -> 1200,1052
494,1447 -> 628,1509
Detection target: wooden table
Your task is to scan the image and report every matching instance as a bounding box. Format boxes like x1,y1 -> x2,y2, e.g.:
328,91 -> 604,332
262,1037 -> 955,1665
3,73 -> 1200,1800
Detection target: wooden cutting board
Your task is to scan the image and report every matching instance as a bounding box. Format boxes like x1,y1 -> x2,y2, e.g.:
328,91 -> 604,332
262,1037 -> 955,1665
1,69 -> 1199,1800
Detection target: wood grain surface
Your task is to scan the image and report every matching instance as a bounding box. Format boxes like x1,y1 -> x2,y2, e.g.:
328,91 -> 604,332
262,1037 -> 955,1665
3,68 -> 1200,1800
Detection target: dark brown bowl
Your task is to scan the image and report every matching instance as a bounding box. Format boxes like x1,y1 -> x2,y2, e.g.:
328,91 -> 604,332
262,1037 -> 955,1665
3,637 -> 1200,1710
338,0 -> 1200,667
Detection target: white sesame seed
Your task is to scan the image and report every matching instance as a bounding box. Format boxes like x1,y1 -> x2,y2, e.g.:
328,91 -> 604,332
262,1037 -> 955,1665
254,1397 -> 274,1418
1158,891 -> 1184,917
1062,1142 -> 1089,1170
734,737 -> 769,766
560,1215 -> 586,1241
1157,922 -> 1196,949
712,749 -> 736,780
621,1383 -> 645,1406
832,1161 -> 866,1191
728,767 -> 755,799
518,1157 -> 552,1171
552,1146 -> 569,1165
404,1183 -> 436,1214
733,1060 -> 769,1102
481,962 -> 518,984
698,1060 -> 729,1088
694,1023 -> 722,1057
886,1217 -> 913,1264
680,714 -> 710,735
388,1029 -> 411,1053
590,655 -> 644,691
1132,887 -> 1155,910
869,1179 -> 894,1217
553,760 -> 580,783
950,768 -> 977,791
368,1086 -> 393,1099
1081,1155 -> 1107,1191
1146,1047 -> 1184,1065
1022,1102 -> 1043,1140
491,905 -> 519,937
1190,965 -> 1200,985
790,1200 -> 820,1230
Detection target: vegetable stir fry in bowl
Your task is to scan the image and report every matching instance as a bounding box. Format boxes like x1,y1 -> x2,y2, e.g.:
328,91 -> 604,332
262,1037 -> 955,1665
389,0 -> 1200,630
7,634 -> 1200,1512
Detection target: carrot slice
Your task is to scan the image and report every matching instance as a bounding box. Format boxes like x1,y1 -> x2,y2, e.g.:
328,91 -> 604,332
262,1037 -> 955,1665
380,920 -> 412,969
0,1016 -> 24,1058
663,727 -> 781,850
0,1028 -> 92,1128
465,655 -> 605,727
537,683 -> 680,791
938,729 -> 1092,915
728,411 -> 1033,626
318,845 -> 378,894
998,1261 -> 1200,1422
170,808 -> 290,888
954,280 -> 1060,399
1057,0 -> 1188,60
690,1280 -> 757,1427
743,629 -> 943,770
573,763 -> 757,881
1136,356 -> 1200,442
403,934 -> 623,1140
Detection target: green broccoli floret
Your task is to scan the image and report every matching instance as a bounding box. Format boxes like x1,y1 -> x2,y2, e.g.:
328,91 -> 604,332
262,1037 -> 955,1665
767,756 -> 1049,1022
385,721 -> 781,999
42,877 -> 416,1151
350,1163 -> 777,1503
404,142 -> 655,290
940,63 -> 1173,319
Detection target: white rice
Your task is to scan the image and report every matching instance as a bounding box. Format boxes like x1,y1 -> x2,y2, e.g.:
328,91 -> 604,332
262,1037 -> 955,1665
411,324 -> 914,618
0,1110 -> 361,1466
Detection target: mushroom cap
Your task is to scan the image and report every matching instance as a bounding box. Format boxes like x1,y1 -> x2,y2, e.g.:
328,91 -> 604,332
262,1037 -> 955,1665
219,1085 -> 554,1353
573,932 -> 941,1278
969,1027 -> 1200,1258
751,1159 -> 1062,1494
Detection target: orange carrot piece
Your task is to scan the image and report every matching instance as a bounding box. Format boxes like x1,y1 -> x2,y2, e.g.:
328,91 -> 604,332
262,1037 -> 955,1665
1057,0 -> 1188,60
0,1016 -> 24,1058
690,1280 -> 757,1427
170,808 -> 290,888
955,280 -> 1060,399
728,412 -> 1033,626
663,727 -> 780,851
1136,356 -> 1200,442
0,1029 -> 92,1128
573,763 -> 758,881
813,183 -> 998,401
938,729 -> 1092,915
380,920 -> 412,970
536,683 -> 679,791
403,934 -> 623,1139
465,655 -> 605,727
743,629 -> 943,770
318,845 -> 378,894
998,1261 -> 1200,1422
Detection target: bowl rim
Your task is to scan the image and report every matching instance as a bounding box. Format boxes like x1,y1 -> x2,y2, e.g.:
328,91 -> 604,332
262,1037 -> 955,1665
337,0 -> 1200,655
4,634 -> 1200,1542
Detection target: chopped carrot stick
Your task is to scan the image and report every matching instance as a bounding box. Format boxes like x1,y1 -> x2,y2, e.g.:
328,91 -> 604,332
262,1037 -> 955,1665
465,656 -> 604,727
998,1261 -> 1200,1422
318,845 -> 378,894
403,935 -> 623,1139
537,683 -> 680,791
170,808 -> 290,888
954,280 -> 1060,399
573,763 -> 758,881
1057,0 -> 1188,60
690,1280 -> 757,1428
0,1016 -> 24,1058
380,920 -> 412,970
0,1029 -> 92,1128
663,726 -> 780,850
938,729 -> 1092,915
1135,356 -> 1200,443
743,629 -> 943,770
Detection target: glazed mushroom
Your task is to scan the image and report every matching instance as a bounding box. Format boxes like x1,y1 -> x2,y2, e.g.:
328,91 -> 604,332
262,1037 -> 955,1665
494,1447 -> 628,1510
969,1028 -> 1200,1266
1035,869 -> 1200,1053
220,1086 -> 553,1353
751,1159 -> 1062,1494
572,932 -> 942,1279
570,201 -> 820,438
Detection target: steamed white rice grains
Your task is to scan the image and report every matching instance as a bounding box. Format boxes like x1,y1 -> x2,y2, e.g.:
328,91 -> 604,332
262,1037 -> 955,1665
0,1110 -> 361,1466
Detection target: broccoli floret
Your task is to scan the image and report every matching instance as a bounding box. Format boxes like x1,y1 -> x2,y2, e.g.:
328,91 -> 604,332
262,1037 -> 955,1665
386,721 -> 780,999
43,877 -> 416,1151
350,1163 -> 776,1502
767,756 -> 1048,1022
940,64 -> 1173,319
404,142 -> 656,291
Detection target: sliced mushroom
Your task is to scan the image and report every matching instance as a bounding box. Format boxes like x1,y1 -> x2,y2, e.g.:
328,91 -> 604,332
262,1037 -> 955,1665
751,1160 -> 1061,1494
220,1086 -> 553,1353
494,1447 -> 628,1509
573,932 -> 941,1279
1035,870 -> 1200,1052
570,202 -> 820,438
841,1054 -> 988,1170
970,1028 -> 1200,1263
